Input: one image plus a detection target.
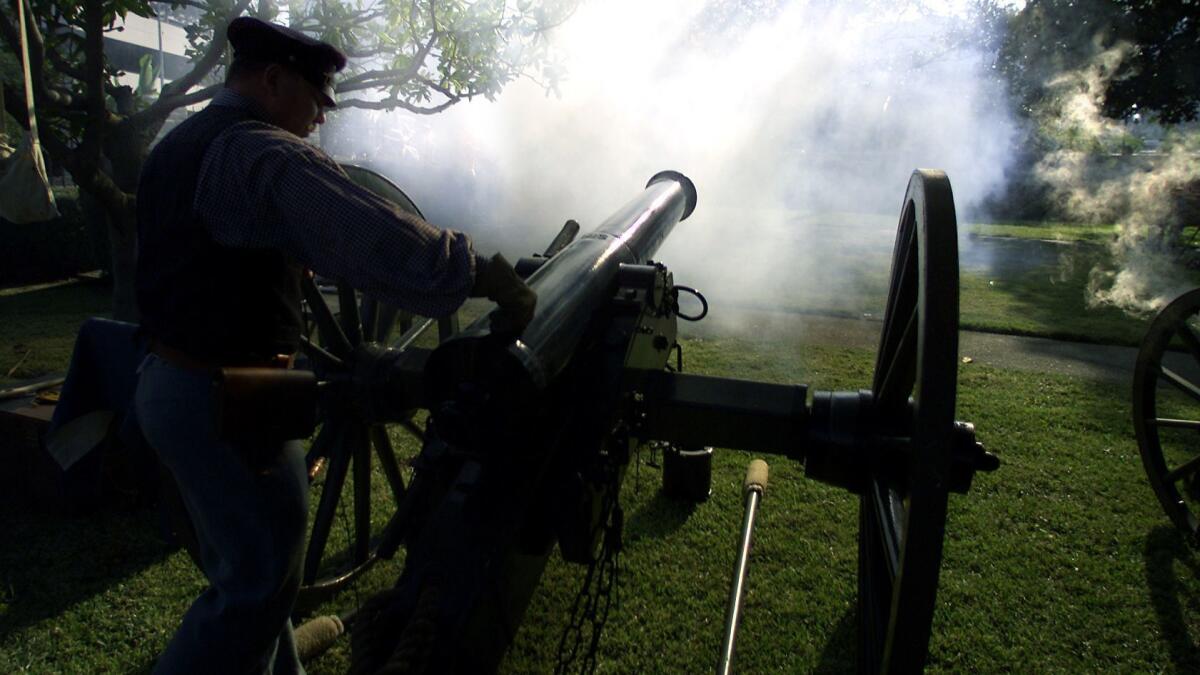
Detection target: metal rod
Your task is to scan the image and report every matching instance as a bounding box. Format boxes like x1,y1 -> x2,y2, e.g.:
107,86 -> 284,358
718,459 -> 768,675
0,376 -> 65,401
396,317 -> 436,352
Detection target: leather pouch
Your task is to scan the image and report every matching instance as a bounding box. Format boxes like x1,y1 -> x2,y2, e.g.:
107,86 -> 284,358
212,367 -> 318,443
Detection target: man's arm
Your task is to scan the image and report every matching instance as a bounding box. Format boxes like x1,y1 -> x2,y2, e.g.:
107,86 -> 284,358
195,122 -> 483,318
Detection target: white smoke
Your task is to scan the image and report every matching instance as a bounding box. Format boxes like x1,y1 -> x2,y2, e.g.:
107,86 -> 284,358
1032,42 -> 1200,315
326,0 -> 1018,326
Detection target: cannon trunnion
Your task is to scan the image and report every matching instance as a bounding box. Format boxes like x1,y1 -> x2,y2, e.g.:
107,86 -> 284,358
292,170 -> 998,673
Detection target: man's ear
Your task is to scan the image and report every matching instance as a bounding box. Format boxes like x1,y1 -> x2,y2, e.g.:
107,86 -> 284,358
261,63 -> 286,97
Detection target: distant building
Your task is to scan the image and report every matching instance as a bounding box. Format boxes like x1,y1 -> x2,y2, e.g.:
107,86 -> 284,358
103,11 -> 193,96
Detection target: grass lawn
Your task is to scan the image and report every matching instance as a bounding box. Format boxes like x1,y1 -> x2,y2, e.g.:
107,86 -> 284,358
0,282 -> 111,387
2,307 -> 1198,672
1,226 -> 1198,671
958,243 -> 1161,346
966,221 -> 1119,244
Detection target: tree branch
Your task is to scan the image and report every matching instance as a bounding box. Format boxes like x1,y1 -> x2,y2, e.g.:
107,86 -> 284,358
132,0 -> 252,125
163,0 -> 209,10
80,0 -> 107,163
45,46 -> 87,82
335,95 -> 458,114
43,122 -> 134,216
167,82 -> 221,108
336,32 -> 437,93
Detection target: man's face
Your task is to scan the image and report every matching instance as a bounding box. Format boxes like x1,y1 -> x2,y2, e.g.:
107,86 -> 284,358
263,65 -> 329,138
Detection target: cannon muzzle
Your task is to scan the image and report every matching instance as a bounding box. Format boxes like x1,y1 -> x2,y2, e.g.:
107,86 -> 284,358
426,172 -> 697,412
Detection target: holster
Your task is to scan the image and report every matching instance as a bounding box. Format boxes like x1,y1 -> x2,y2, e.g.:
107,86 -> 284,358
212,367 -> 318,445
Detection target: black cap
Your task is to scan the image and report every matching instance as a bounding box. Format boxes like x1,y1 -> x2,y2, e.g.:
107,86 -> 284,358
227,16 -> 346,107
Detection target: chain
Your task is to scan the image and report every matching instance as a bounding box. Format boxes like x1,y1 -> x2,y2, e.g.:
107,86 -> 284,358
554,462 -> 623,674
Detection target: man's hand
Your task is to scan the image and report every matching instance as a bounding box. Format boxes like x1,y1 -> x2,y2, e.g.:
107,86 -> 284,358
471,253 -> 537,334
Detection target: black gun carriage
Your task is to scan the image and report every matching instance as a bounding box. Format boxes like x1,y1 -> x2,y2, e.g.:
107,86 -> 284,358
169,167 -> 998,671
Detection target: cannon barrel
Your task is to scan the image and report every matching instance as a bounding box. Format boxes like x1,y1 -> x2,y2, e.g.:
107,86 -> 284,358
426,171 -> 696,405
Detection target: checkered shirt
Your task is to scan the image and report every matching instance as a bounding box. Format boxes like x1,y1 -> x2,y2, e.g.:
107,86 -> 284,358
194,89 -> 482,318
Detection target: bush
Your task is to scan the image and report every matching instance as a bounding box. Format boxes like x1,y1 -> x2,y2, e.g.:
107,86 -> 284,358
0,188 -> 108,286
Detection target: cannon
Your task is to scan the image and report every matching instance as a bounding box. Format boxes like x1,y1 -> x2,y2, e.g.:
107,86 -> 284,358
254,167 -> 997,673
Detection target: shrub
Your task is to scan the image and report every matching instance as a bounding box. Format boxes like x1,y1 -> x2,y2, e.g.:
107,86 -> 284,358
0,188 -> 108,286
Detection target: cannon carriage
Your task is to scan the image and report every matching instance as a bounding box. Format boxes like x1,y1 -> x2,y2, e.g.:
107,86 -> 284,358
218,167 -> 999,672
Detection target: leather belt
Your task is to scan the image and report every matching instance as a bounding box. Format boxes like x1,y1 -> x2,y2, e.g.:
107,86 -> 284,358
150,340 -> 293,372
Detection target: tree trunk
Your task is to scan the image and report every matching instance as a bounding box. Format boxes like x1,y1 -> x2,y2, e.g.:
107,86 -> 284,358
106,204 -> 139,321
101,116 -> 162,322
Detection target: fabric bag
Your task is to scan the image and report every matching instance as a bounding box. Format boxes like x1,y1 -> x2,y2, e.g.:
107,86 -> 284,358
0,133 -> 59,224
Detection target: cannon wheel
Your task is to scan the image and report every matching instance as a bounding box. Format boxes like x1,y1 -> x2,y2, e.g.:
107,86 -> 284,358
293,165 -> 458,611
164,166 -> 446,613
1133,287 -> 1200,541
859,169 -> 959,672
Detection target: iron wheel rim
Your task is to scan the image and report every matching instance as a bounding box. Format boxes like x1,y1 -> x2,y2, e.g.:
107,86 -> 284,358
1133,288 -> 1200,541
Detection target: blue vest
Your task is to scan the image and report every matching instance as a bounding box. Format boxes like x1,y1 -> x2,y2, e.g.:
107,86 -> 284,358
135,103 -> 304,360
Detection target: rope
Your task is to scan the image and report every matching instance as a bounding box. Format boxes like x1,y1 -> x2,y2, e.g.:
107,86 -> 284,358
15,0 -> 39,148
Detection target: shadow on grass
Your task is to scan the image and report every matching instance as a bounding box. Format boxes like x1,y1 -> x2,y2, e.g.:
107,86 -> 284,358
0,502 -> 175,640
1144,526 -> 1200,670
815,607 -> 855,673
624,491 -> 696,542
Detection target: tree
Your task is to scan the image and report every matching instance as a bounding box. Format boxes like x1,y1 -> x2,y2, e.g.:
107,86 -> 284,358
0,0 -> 573,319
997,0 -> 1199,124
1102,0 -> 1200,124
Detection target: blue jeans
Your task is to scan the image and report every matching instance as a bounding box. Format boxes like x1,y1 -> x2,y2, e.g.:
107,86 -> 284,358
135,354 -> 308,675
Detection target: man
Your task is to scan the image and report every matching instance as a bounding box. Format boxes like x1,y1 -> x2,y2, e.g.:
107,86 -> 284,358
133,16 -> 535,674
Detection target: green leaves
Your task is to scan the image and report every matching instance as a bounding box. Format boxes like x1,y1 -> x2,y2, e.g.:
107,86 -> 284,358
300,0 -> 573,112
136,54 -> 157,99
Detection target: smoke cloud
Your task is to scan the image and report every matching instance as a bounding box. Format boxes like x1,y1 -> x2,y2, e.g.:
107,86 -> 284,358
325,0 -> 1018,328
1032,41 -> 1200,315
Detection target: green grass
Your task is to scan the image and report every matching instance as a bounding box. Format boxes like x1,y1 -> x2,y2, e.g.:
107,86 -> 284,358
751,240 -> 1163,347
958,246 -> 1161,346
967,220 -> 1120,244
0,281 -> 111,387
3,322 -> 1199,672
0,250 -> 1197,671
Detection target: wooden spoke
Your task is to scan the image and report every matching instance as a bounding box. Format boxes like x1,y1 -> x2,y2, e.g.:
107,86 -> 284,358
374,304 -> 400,344
304,424 -> 353,586
875,307 -> 918,414
400,418 -> 426,443
875,221 -> 917,384
352,423 -> 372,564
1165,454 -> 1200,484
301,276 -> 353,357
438,313 -> 461,343
371,425 -> 408,505
305,419 -> 340,474
360,296 -> 380,344
299,335 -> 345,372
338,282 -> 363,347
1174,320 -> 1200,368
1160,366 -> 1200,404
1150,418 -> 1200,430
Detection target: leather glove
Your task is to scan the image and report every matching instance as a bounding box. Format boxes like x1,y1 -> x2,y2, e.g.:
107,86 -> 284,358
471,253 -> 537,334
